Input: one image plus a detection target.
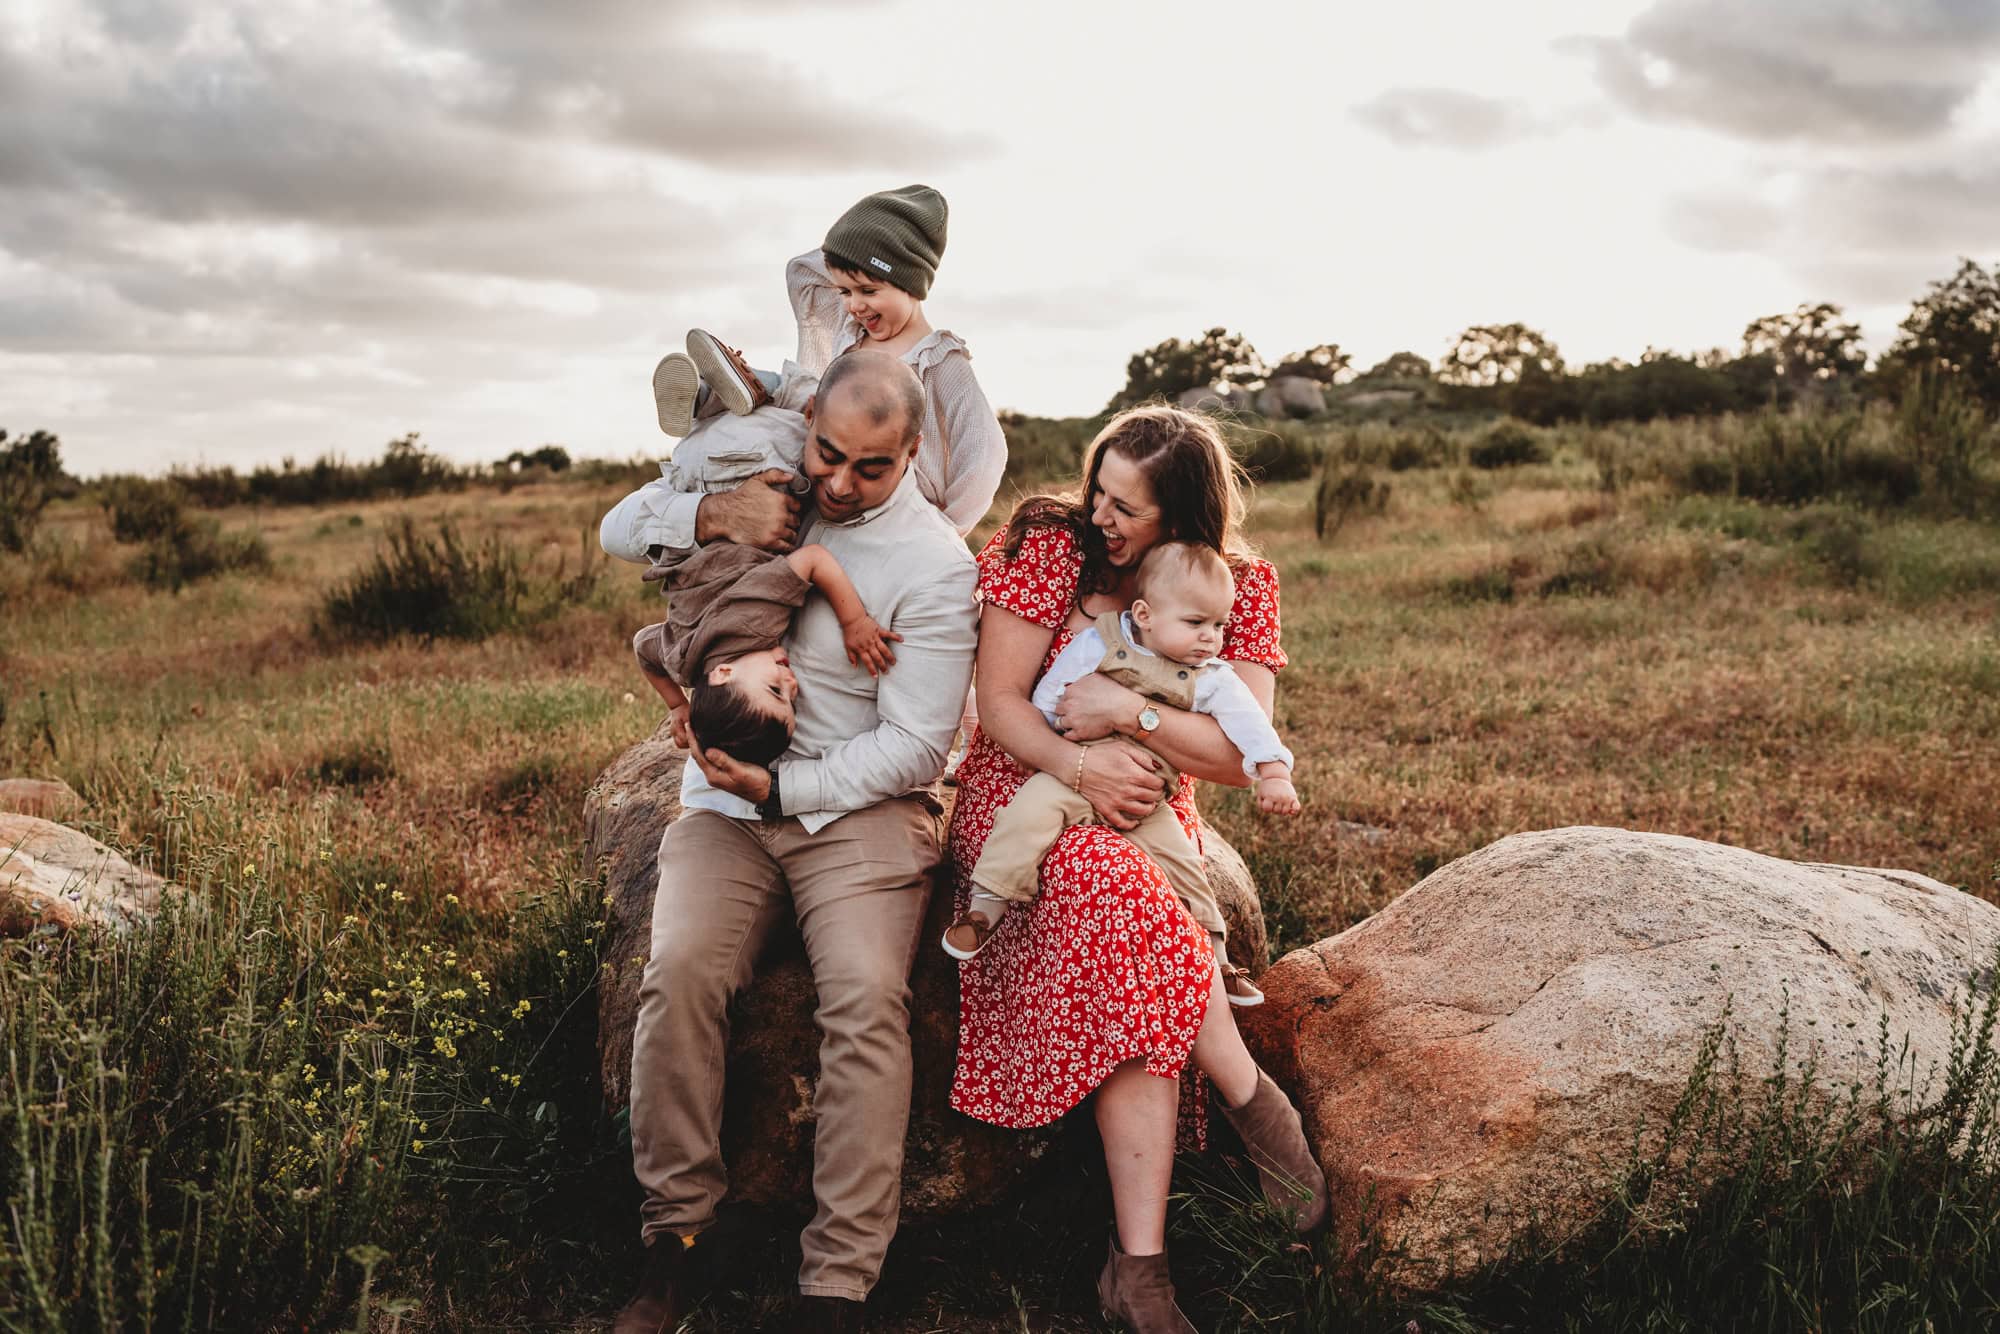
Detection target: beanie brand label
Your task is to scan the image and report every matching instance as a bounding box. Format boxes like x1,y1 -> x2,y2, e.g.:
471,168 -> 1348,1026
868,256 -> 893,273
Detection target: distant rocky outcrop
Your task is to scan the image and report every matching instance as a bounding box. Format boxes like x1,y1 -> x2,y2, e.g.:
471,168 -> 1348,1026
587,725 -> 1267,1218
0,811 -> 174,934
1176,384 -> 1256,415
1240,826 -> 2000,1288
1254,376 -> 1328,420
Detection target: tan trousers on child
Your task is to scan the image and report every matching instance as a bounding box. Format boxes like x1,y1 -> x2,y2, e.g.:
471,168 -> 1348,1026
968,770 -> 1225,935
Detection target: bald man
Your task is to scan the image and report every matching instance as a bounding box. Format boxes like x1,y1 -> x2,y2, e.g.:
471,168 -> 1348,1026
611,351 -> 978,1334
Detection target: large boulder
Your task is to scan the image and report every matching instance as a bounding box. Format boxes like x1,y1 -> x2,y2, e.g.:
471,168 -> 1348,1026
588,725 -> 1266,1218
0,778 -> 83,821
1254,375 -> 1327,420
0,812 -> 174,935
1240,826 -> 2000,1287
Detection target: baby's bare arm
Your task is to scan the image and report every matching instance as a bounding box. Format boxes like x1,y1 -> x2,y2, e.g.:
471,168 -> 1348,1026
785,544 -> 869,625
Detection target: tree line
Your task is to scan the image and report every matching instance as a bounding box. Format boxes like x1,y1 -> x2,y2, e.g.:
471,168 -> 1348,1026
1109,257 -> 2000,425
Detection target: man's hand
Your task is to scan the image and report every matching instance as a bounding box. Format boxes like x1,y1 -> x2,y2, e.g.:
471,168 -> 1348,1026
695,469 -> 803,551
1053,671 -> 1145,742
690,742 -> 772,804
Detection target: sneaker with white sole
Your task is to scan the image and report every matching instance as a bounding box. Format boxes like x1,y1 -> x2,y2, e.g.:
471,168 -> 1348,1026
652,353 -> 701,437
1220,961 -> 1265,1007
941,911 -> 999,961
686,329 -> 772,416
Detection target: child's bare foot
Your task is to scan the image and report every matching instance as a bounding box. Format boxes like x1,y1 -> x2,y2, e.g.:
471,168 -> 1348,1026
653,353 -> 700,437
686,330 -> 772,416
1220,960 -> 1265,1007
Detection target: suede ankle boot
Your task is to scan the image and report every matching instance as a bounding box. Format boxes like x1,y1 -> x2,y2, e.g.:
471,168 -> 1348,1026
1219,1067 -> 1330,1232
1096,1234 -> 1196,1333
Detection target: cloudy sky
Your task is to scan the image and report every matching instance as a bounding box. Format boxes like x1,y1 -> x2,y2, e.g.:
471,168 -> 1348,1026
4,0 -> 1997,477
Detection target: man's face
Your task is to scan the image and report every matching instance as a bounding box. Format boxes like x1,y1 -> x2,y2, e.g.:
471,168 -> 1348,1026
801,390 -> 915,522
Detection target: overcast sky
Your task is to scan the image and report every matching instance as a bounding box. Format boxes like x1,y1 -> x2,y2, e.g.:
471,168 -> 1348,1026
4,0 -> 1998,477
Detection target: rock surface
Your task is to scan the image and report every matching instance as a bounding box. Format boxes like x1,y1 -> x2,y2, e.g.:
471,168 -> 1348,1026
1240,826 -> 2000,1287
0,812 -> 173,934
1254,375 -> 1327,419
0,777 -> 82,821
1176,384 -> 1256,415
588,725 -> 1266,1217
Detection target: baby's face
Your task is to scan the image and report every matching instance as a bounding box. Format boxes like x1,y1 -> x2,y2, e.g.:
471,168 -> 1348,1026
829,266 -> 919,343
1133,572 -> 1233,665
709,647 -> 799,725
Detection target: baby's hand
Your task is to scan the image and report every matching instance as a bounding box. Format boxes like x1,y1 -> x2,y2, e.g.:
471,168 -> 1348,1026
1256,775 -> 1301,816
842,614 -> 903,677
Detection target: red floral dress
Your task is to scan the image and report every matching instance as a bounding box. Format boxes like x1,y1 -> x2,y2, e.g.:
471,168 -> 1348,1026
948,525 -> 1287,1133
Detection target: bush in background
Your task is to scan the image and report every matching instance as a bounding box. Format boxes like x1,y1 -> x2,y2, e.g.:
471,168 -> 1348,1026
1469,422 -> 1550,469
1229,420 -> 1322,483
0,429 -> 65,554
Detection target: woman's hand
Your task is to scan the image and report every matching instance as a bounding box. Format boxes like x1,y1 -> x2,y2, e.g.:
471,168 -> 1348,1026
1077,739 -> 1169,831
1053,671 -> 1143,742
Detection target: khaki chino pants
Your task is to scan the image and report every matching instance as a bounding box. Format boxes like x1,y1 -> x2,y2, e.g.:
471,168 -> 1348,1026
629,797 -> 938,1302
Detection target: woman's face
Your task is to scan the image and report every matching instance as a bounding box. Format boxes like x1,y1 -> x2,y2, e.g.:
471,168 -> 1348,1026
1089,449 -> 1165,570
829,267 -> 919,342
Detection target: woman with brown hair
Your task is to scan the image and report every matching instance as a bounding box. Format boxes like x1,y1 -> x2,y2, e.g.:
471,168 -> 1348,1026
947,404 -> 1326,1331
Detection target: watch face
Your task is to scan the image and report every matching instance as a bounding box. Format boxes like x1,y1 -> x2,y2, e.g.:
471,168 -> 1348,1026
1139,706 -> 1161,732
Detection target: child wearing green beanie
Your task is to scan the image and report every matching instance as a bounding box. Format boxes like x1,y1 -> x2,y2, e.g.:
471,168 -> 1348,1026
650,184 -> 1006,539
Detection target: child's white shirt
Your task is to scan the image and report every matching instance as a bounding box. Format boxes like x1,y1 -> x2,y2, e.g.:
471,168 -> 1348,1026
1029,613 -> 1294,779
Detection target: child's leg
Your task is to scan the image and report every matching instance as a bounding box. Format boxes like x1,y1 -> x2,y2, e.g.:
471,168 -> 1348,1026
1120,805 -> 1225,937
965,772 -> 1094,908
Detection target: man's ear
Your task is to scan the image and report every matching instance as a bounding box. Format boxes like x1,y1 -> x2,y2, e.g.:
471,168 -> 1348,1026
906,430 -> 923,457
802,394 -> 816,427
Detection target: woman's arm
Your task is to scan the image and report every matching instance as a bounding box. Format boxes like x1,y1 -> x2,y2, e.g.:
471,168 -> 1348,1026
1052,662 -> 1277,788
977,604 -> 1171,829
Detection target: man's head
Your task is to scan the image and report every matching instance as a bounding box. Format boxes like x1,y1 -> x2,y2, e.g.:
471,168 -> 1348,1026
801,350 -> 925,522
1131,541 -> 1235,666
689,647 -> 799,767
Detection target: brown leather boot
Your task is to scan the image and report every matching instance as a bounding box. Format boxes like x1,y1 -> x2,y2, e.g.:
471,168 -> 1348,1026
1096,1235 -> 1196,1333
1218,1068 -> 1329,1233
612,1235 -> 694,1334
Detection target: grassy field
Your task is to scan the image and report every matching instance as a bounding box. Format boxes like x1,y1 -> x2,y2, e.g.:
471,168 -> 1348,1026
3,412 -> 1997,1330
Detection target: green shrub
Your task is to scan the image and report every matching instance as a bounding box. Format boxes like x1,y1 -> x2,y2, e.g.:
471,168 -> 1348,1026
103,477 -> 192,544
1313,459 -> 1391,540
1231,421 -> 1321,483
1468,422 -> 1550,469
128,518 -> 272,591
1386,427 -> 1450,471
1000,413 -> 1095,482
317,518 -> 561,644
1898,365 -> 1996,510
309,739 -> 396,788
0,429 -> 63,554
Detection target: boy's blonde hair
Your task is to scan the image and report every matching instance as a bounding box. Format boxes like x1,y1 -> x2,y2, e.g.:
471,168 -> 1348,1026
1136,541 -> 1234,602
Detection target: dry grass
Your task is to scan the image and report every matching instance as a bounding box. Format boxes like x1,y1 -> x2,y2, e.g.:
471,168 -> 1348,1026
4,447 -> 1997,1331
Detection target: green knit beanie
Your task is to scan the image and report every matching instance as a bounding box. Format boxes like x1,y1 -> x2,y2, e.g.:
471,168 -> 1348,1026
822,184 -> 948,300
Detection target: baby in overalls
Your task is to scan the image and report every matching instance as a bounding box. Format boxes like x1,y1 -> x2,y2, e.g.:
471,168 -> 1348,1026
945,541 -> 1300,1007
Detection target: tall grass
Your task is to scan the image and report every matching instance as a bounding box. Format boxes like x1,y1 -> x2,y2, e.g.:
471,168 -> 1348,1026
0,795 -> 614,1331
316,518 -> 602,644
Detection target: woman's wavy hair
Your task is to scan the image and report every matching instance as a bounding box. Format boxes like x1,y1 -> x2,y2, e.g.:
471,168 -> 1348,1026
1002,403 -> 1253,597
